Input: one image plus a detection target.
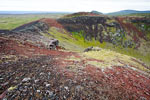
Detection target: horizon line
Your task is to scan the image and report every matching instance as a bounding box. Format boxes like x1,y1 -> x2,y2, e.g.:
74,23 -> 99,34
0,9 -> 150,14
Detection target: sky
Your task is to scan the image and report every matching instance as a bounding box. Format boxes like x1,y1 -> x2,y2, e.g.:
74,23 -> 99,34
0,0 -> 150,13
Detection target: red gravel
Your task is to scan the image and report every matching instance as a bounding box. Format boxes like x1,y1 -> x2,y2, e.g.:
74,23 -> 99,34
0,37 -> 72,57
40,18 -> 64,29
83,65 -> 150,99
0,36 -> 150,99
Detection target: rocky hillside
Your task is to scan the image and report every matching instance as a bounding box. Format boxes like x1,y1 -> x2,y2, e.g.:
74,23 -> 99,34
0,12 -> 150,63
0,12 -> 150,100
57,13 -> 150,65
58,15 -> 150,48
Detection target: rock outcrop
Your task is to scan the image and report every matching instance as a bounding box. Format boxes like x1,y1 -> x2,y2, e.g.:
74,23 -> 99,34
57,16 -> 109,42
12,20 -> 49,34
57,15 -> 150,50
47,39 -> 59,50
84,46 -> 102,52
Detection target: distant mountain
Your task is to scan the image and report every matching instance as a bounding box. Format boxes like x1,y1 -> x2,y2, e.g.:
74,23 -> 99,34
91,10 -> 103,15
0,11 -> 71,14
107,10 -> 150,16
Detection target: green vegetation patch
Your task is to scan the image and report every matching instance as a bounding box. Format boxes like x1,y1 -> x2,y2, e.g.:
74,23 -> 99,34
43,27 -> 106,51
83,49 -> 150,72
105,43 -> 150,66
0,14 -> 66,30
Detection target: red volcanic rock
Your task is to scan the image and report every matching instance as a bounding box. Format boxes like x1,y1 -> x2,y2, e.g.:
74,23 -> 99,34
40,18 -> 63,29
116,17 -> 146,42
0,37 -> 71,57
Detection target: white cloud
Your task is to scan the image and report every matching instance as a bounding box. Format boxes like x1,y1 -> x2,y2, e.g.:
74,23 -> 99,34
0,0 -> 149,13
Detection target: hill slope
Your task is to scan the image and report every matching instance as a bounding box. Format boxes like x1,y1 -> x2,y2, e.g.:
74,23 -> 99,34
0,13 -> 150,99
107,10 -> 150,16
0,35 -> 150,100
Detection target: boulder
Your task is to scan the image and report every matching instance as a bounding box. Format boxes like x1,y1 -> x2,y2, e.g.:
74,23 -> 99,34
84,46 -> 93,52
48,39 -> 59,50
84,46 -> 102,52
92,47 -> 102,51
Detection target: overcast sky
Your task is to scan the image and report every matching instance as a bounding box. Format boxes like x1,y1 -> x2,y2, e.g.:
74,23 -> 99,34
0,0 -> 150,13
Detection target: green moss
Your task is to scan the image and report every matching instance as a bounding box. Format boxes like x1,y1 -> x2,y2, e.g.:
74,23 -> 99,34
104,43 -> 150,66
83,49 -> 150,72
43,27 -> 107,51
106,19 -> 116,23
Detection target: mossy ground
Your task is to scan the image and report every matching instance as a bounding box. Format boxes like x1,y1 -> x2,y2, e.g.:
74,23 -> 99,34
104,43 -> 150,66
43,27 -> 106,52
83,50 -> 150,72
42,27 -> 150,66
61,47 -> 150,73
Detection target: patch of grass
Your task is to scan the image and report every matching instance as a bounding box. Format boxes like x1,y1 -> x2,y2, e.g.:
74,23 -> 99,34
105,43 -> 150,66
71,31 -> 107,48
43,27 -> 107,51
0,16 -> 40,30
42,27 -> 83,51
83,49 -> 150,72
0,14 -> 66,30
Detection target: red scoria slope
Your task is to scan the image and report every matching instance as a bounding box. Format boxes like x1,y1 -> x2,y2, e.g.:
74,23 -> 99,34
0,36 -> 72,57
0,36 -> 150,100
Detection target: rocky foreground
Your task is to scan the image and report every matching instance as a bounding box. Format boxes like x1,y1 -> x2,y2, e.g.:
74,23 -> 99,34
0,36 -> 150,100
